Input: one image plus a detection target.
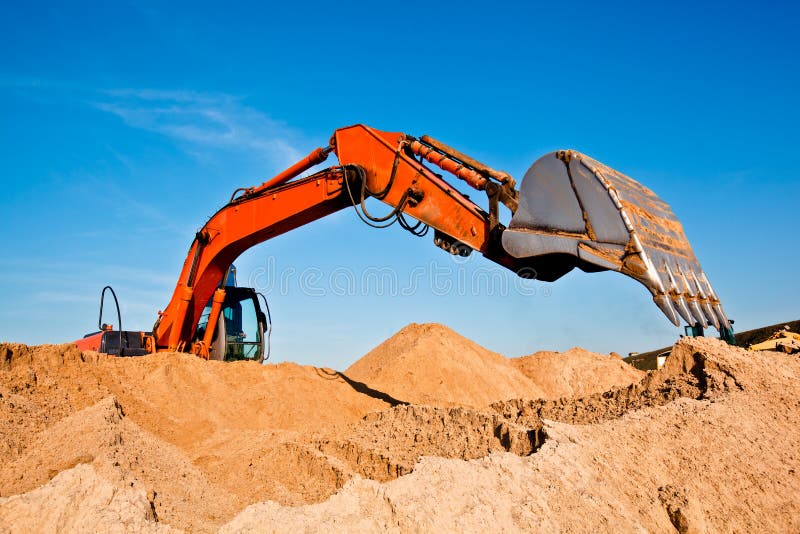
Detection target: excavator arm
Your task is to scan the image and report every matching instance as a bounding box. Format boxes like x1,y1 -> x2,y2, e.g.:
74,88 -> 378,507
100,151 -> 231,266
152,124 -> 515,353
151,124 -> 732,356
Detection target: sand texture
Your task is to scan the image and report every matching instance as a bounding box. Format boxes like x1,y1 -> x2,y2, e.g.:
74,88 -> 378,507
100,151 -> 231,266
1,325 -> 798,532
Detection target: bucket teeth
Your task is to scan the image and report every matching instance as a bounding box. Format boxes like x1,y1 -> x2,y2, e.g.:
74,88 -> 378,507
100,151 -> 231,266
687,299 -> 708,328
698,271 -> 718,299
672,295 -> 694,325
702,300 -> 720,330
698,272 -> 731,330
712,303 -> 731,330
703,303 -> 720,330
689,271 -> 720,330
664,263 -> 694,325
654,294 -> 680,326
502,149 -> 732,332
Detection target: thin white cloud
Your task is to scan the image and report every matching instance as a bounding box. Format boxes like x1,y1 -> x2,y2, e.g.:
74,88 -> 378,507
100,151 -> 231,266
0,81 -> 309,171
95,89 -> 305,169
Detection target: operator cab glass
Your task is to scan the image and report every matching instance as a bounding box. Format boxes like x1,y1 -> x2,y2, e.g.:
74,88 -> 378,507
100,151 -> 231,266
195,286 -> 267,362
221,293 -> 262,360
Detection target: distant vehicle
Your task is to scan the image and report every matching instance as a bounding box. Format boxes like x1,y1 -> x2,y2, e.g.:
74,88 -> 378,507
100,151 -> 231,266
748,327 -> 800,354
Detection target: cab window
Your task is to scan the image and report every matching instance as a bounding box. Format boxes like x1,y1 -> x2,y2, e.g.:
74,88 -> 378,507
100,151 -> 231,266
223,294 -> 262,361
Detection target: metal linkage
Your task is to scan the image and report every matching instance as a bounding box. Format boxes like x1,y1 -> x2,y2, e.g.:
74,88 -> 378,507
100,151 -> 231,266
408,139 -> 488,190
407,136 -> 519,228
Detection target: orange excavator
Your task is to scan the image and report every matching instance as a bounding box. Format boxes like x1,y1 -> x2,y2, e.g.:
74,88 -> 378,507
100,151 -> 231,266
74,124 -> 733,362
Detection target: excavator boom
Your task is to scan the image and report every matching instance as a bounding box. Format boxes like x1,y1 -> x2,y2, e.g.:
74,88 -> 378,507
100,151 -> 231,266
107,123 -> 728,358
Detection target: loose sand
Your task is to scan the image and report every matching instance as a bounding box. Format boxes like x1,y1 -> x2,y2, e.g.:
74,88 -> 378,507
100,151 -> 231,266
511,346 -> 644,399
1,325 -> 798,532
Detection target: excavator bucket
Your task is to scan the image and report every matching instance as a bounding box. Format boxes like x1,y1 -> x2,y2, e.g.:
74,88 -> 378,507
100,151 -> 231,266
501,150 -> 729,330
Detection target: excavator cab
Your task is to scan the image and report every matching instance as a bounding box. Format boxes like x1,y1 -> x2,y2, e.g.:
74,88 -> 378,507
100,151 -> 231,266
195,286 -> 270,362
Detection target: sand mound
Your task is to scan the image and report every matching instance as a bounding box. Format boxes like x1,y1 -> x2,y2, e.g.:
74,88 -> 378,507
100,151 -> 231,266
0,394 -> 240,531
0,463 -> 171,534
345,324 -> 643,405
0,342 -> 393,531
511,347 -> 645,399
3,332 -> 800,532
221,338 -> 800,532
345,323 -> 545,407
0,342 -> 389,448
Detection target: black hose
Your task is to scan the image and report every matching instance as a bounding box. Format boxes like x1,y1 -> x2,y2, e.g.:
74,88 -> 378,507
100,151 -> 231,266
343,164 -> 430,236
343,165 -> 401,228
397,212 -> 429,237
99,286 -> 123,356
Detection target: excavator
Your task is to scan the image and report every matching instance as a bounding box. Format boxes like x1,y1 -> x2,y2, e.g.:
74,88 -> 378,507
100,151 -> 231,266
74,124 -> 733,362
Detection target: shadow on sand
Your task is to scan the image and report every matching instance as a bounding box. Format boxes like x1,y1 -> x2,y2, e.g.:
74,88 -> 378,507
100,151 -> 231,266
315,367 -> 409,407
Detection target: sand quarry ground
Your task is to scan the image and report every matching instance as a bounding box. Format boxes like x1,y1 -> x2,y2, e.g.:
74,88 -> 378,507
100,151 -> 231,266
1,322 -> 798,532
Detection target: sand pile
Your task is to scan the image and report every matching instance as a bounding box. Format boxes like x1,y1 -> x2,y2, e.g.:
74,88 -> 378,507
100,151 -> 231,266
511,347 -> 644,399
345,323 -> 546,407
0,343 -> 393,531
2,327 -> 799,532
222,338 -> 800,533
0,463 -> 173,533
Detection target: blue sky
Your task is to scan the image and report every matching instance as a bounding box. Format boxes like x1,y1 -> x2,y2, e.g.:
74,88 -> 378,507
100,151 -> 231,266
1,1 -> 798,368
